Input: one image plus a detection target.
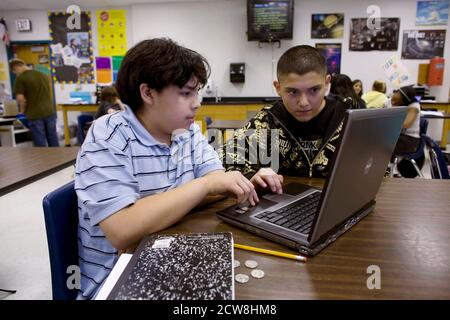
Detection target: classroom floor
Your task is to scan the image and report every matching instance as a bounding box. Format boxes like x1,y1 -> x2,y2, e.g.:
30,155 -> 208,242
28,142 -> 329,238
0,144 -> 448,300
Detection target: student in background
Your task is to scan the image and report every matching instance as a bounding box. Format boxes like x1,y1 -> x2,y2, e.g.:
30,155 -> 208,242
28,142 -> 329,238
9,58 -> 59,147
329,74 -> 366,109
94,86 -> 125,119
391,85 -> 421,155
221,45 -> 353,191
75,38 -> 258,299
362,80 -> 388,109
352,79 -> 363,98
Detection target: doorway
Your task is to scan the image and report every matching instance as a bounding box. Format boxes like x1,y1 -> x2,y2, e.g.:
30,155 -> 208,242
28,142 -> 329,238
7,41 -> 55,104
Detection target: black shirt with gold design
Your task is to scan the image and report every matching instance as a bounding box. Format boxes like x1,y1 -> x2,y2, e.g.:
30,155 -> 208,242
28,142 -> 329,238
220,95 -> 351,178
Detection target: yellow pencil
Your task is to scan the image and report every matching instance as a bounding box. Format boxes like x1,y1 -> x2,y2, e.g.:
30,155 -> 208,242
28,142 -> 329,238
233,243 -> 307,263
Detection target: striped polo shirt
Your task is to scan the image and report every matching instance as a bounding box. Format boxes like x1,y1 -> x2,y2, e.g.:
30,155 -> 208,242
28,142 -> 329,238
74,107 -> 223,299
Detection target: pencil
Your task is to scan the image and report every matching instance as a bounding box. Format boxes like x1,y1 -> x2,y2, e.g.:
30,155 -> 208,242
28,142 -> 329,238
233,243 -> 307,263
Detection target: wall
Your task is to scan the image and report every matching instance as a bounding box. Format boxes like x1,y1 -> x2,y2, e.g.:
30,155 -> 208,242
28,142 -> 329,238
1,0 -> 450,102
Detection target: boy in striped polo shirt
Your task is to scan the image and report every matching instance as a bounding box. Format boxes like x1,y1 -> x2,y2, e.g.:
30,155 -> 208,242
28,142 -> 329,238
74,38 -> 259,299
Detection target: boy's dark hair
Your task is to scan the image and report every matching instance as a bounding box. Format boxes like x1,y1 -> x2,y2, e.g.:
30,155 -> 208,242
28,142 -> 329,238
116,38 -> 210,111
277,45 -> 326,79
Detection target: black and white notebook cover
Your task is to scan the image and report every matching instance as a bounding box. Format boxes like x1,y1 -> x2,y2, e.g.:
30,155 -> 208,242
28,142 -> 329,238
107,232 -> 234,300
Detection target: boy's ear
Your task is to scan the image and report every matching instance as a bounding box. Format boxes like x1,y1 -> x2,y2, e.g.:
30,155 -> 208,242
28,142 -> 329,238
325,74 -> 331,84
273,80 -> 281,95
140,83 -> 155,105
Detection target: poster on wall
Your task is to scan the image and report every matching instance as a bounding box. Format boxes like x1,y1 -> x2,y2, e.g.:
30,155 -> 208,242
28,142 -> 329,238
401,29 -> 446,59
381,55 -> 410,88
97,10 -> 127,57
48,11 -> 94,84
112,56 -> 124,83
315,43 -> 341,75
95,57 -> 112,84
311,14 -> 344,39
416,0 -> 449,26
349,18 -> 400,51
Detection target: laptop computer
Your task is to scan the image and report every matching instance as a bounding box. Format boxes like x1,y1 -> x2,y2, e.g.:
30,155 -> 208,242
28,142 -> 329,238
217,107 -> 408,256
1,100 -> 19,118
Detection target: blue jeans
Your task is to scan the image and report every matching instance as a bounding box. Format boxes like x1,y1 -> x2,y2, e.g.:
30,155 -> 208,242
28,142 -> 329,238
28,114 -> 60,147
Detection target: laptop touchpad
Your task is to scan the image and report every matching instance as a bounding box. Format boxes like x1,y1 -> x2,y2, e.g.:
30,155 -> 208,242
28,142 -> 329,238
262,193 -> 295,203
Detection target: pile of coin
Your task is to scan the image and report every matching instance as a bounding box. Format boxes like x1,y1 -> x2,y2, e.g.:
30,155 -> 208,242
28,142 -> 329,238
234,259 -> 265,283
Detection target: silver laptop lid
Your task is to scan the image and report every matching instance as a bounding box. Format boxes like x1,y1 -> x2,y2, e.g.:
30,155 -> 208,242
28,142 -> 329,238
309,107 -> 408,244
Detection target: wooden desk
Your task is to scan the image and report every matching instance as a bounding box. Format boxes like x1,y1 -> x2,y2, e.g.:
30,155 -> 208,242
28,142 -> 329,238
421,102 -> 450,148
100,177 -> 450,299
0,146 -> 79,196
159,177 -> 450,299
57,104 -> 97,146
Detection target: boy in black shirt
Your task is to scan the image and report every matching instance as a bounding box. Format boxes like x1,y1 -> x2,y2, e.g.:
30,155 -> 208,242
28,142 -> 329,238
221,45 -> 352,193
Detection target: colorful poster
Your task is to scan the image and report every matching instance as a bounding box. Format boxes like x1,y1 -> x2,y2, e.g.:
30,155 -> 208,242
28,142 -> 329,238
95,57 -> 112,84
311,14 -> 344,39
97,10 -> 127,56
48,11 -> 94,84
401,29 -> 446,59
349,18 -> 400,51
416,1 -> 449,26
112,56 -> 124,82
381,55 -> 410,88
315,43 -> 341,75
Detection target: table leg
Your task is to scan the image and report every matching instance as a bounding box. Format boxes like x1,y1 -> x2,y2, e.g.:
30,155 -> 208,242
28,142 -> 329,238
441,118 -> 449,149
63,109 -> 71,146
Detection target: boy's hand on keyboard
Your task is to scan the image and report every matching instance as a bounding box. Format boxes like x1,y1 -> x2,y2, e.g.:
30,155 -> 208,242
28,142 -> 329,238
250,168 -> 284,194
204,171 -> 259,206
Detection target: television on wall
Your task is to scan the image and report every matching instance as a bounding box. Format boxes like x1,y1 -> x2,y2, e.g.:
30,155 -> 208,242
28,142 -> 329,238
247,0 -> 294,41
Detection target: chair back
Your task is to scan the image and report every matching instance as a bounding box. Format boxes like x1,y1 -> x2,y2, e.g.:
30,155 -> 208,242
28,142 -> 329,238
42,180 -> 79,300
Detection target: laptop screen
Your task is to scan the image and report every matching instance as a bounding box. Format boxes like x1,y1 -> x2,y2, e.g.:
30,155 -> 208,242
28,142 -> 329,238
309,107 -> 407,243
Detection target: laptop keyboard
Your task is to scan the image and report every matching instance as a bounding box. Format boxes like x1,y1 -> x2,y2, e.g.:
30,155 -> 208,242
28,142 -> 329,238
254,192 -> 321,235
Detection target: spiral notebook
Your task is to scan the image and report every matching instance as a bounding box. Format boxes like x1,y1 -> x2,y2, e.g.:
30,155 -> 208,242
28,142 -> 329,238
107,232 -> 235,300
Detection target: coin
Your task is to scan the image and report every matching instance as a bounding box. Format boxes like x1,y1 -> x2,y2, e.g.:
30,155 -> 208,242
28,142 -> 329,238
235,273 -> 249,283
244,260 -> 258,269
251,269 -> 265,279
234,260 -> 240,268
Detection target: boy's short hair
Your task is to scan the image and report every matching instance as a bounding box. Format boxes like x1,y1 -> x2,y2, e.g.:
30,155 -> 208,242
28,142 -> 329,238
277,45 -> 326,79
372,80 -> 386,93
116,38 -> 210,111
9,58 -> 26,70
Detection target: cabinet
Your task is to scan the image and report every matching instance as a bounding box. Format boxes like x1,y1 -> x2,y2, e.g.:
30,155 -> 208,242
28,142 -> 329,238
0,118 -> 31,146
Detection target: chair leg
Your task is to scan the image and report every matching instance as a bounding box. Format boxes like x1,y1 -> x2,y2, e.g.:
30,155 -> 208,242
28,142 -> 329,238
391,157 -> 399,178
410,159 -> 424,178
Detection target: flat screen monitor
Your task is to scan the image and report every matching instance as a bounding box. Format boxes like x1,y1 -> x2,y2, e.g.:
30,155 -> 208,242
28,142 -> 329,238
247,0 -> 294,41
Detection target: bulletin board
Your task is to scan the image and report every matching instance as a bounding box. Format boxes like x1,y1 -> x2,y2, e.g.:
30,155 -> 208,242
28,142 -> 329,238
48,11 -> 94,84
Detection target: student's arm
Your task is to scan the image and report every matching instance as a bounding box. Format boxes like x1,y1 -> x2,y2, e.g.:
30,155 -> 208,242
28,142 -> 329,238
99,171 -> 257,250
195,170 -> 228,207
403,106 -> 419,129
15,94 -> 26,113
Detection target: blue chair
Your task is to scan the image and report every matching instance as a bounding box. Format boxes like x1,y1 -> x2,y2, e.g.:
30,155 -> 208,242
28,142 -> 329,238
391,118 -> 428,178
77,114 -> 94,145
423,135 -> 450,179
42,181 -> 79,300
